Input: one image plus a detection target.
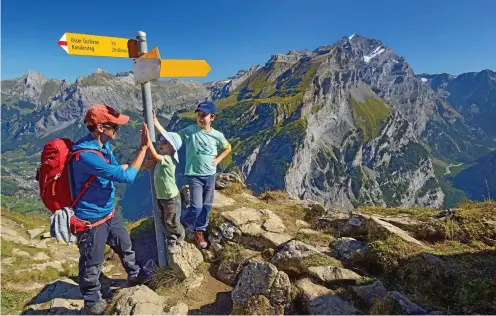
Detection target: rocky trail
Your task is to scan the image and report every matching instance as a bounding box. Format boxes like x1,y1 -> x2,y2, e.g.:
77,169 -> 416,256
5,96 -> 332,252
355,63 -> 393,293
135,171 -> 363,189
1,173 -> 495,315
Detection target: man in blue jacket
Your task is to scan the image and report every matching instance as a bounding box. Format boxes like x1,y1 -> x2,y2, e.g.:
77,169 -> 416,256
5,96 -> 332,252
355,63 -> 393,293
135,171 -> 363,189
70,104 -> 149,315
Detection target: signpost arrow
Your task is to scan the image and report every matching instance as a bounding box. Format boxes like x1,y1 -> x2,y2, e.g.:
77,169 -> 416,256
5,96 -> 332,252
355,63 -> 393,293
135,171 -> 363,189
58,32 -> 139,58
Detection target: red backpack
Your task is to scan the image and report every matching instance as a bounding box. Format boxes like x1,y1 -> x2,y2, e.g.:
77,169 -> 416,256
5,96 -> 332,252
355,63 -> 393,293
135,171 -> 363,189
37,138 -> 114,233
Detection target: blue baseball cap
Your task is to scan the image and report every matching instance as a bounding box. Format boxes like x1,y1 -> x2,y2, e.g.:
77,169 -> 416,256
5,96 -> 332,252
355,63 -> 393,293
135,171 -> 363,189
195,101 -> 216,115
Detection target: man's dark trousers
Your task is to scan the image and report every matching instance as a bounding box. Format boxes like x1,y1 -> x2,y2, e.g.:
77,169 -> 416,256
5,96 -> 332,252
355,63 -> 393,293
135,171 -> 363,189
77,211 -> 139,303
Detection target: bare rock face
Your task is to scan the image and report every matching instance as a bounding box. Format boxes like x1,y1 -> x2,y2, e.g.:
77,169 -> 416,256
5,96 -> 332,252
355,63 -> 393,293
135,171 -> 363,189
167,242 -> 204,280
112,285 -> 166,315
231,261 -> 291,315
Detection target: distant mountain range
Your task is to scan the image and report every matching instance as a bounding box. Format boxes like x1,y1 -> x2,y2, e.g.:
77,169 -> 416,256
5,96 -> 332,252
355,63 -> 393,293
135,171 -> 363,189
2,34 -> 494,219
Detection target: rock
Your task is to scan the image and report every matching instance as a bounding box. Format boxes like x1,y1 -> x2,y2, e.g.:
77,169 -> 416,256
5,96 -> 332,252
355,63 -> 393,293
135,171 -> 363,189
371,217 -> 425,246
332,237 -> 367,262
241,192 -> 261,203
184,273 -> 204,292
379,216 -> 422,232
351,281 -> 389,306
269,271 -> 292,308
421,252 -> 442,264
314,213 -> 350,233
217,260 -> 245,286
219,222 -> 236,240
232,261 -> 291,314
28,227 -> 45,239
234,295 -> 276,315
102,264 -> 115,273
12,248 -> 30,257
239,222 -> 264,236
263,217 -> 286,233
307,265 -> 361,284
168,302 -> 189,315
221,207 -> 262,226
2,257 -> 15,265
271,240 -> 320,274
1,225 -> 19,237
41,232 -> 52,239
260,232 -> 293,249
295,278 -> 359,315
387,291 -> 426,314
1,233 -> 31,245
215,173 -> 246,190
262,248 -> 275,261
340,215 -> 368,238
214,191 -> 236,208
208,233 -> 223,252
113,285 -> 166,315
167,242 -> 203,279
33,252 -> 51,261
201,249 -> 215,263
24,278 -> 83,315
232,261 -> 278,306
296,220 -> 311,229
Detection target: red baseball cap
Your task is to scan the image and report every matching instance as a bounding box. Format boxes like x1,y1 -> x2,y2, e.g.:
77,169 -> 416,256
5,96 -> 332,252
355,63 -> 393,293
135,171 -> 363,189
84,104 -> 130,126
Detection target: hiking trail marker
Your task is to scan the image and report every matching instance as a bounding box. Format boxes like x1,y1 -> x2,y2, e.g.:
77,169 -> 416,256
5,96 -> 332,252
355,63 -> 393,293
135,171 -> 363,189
58,32 -> 139,58
59,30 -> 211,267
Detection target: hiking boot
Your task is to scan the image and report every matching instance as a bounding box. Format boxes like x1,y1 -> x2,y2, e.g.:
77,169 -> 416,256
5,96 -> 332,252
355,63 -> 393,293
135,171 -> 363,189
83,299 -> 107,315
194,231 -> 208,249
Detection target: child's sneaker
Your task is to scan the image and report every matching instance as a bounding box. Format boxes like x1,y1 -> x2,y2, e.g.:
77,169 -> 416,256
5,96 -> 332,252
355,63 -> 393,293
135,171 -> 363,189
167,240 -> 180,254
194,231 -> 208,249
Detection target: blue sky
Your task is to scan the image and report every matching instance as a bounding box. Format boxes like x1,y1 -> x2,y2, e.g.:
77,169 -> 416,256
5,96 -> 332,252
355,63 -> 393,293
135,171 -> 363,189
2,0 -> 495,83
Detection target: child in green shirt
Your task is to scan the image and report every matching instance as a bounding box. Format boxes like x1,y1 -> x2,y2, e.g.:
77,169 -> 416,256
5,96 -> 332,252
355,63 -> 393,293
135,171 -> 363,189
144,122 -> 185,253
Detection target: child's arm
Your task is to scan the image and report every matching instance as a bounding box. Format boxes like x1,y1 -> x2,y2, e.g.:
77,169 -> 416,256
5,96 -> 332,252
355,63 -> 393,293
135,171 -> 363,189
146,127 -> 163,163
153,109 -> 167,136
212,143 -> 232,166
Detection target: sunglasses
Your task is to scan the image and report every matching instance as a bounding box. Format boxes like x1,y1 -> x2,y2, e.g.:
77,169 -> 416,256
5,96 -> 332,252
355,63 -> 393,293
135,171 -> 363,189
101,122 -> 120,131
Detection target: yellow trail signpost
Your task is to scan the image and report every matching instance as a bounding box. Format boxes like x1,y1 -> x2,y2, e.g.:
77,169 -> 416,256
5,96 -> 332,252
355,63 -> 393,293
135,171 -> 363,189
59,30 -> 212,267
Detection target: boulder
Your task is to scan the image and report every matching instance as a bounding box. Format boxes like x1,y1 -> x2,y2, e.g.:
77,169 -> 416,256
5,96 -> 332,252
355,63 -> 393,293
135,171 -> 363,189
219,222 -> 236,240
217,259 -> 245,286
215,173 -> 246,190
260,232 -> 293,249
41,232 -> 52,239
214,191 -> 236,208
307,265 -> 361,284
262,217 -> 286,233
167,242 -> 203,279
387,291 -> 426,314
12,248 -> 30,258
332,237 -> 367,262
24,278 -> 83,315
370,217 -> 425,246
296,220 -> 311,229
351,281 -> 389,306
271,240 -> 321,274
340,215 -> 368,238
28,227 -> 45,239
232,261 -> 291,315
295,278 -> 359,315
221,207 -> 263,226
241,192 -> 261,203
113,285 -> 166,315
33,252 -> 51,261
302,201 -> 327,222
168,302 -> 188,315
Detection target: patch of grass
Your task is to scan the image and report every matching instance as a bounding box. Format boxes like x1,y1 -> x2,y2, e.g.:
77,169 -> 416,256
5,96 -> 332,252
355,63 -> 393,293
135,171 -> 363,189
218,243 -> 245,262
1,208 -> 49,230
357,206 -> 438,221
302,253 -> 343,268
146,263 -> 181,290
369,296 -> 404,315
1,289 -> 34,315
1,238 -> 51,258
295,231 -> 334,248
207,209 -> 224,232
350,97 -> 392,142
355,276 -> 378,286
126,217 -> 155,239
222,182 -> 250,197
259,190 -> 290,203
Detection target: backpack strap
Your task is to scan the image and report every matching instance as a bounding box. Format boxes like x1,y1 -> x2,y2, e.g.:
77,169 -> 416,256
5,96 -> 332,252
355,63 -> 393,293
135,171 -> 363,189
69,149 -> 110,208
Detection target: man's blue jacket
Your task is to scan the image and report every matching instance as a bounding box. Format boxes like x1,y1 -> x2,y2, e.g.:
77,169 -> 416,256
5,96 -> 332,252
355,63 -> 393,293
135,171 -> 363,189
70,134 -> 138,220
